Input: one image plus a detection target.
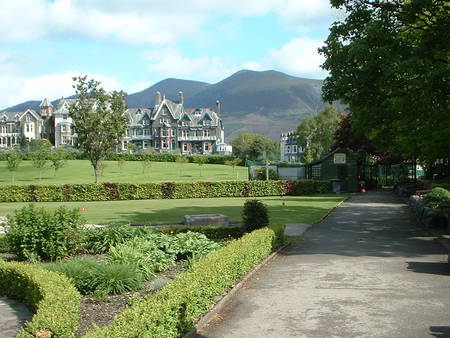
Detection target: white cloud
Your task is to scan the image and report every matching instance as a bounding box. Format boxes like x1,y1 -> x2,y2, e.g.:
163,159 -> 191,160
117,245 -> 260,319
0,0 -> 336,45
243,61 -> 263,71
0,65 -> 123,109
265,37 -> 328,79
144,49 -> 237,83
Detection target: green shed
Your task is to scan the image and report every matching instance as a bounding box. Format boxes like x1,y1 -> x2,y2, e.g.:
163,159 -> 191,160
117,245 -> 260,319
305,148 -> 358,192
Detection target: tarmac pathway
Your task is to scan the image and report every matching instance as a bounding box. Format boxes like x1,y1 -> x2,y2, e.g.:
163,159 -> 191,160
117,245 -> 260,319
0,297 -> 32,337
196,192 -> 450,338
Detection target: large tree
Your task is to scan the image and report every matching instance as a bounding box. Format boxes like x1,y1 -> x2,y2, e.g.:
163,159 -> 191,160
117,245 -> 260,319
320,0 -> 450,168
297,106 -> 342,162
232,133 -> 279,161
69,76 -> 128,183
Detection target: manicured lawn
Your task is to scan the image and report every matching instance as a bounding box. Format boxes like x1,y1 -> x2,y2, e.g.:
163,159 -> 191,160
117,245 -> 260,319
0,160 -> 248,185
0,195 -> 348,225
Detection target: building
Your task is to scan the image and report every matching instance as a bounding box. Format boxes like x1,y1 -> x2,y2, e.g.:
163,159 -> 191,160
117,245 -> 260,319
0,109 -> 44,148
280,130 -> 304,162
1,92 -> 230,155
124,91 -> 226,154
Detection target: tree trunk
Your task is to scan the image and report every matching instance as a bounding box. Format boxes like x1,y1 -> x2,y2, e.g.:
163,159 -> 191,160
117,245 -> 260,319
93,161 -> 100,184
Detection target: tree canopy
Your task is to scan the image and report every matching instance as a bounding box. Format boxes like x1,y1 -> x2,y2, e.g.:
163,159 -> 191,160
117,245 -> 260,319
320,0 -> 450,165
297,106 -> 342,163
232,133 -> 279,161
69,76 -> 128,183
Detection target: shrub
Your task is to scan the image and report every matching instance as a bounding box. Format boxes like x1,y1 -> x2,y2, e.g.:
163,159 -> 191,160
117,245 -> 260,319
85,226 -> 283,338
255,168 -> 279,180
166,232 -> 221,261
0,261 -> 80,337
43,258 -> 144,295
84,225 -> 137,254
0,234 -> 10,253
108,237 -> 175,278
242,199 -> 269,232
292,180 -> 315,195
6,204 -> 85,261
423,187 -> 450,209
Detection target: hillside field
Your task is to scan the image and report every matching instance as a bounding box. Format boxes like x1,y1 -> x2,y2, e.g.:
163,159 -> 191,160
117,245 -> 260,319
0,160 -> 248,185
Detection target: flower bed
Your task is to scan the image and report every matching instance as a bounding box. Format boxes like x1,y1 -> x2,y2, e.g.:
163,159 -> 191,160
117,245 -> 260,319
85,224 -> 285,337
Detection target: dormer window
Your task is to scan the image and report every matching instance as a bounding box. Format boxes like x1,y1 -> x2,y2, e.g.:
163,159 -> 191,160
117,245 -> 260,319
14,114 -> 20,121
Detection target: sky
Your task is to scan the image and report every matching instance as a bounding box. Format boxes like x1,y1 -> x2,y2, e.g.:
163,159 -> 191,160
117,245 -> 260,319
0,0 -> 340,109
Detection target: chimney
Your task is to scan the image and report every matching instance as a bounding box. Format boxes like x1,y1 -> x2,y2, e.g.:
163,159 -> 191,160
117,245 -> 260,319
155,91 -> 161,106
215,100 -> 221,115
178,91 -> 184,105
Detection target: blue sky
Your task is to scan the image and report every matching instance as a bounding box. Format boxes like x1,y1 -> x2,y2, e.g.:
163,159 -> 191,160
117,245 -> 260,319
0,0 -> 339,109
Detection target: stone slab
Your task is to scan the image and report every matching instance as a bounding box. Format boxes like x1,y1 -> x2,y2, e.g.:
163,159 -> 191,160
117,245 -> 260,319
184,214 -> 229,226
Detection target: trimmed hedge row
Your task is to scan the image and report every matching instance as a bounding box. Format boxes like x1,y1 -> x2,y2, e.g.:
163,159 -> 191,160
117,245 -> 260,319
0,261 -> 81,337
85,224 -> 285,337
0,151 -> 242,165
0,180 -> 331,202
158,225 -> 243,240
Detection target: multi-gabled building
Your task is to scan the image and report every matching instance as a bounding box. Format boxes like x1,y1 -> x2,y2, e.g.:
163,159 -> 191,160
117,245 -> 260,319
124,91 -> 226,154
0,91 -> 230,155
0,109 -> 45,148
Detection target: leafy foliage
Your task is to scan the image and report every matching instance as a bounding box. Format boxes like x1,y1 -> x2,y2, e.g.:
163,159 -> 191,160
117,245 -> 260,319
255,168 -> 279,180
232,133 -> 279,160
297,106 -> 342,162
242,199 -> 269,232
108,237 -> 175,279
69,76 -> 128,183
85,226 -> 284,338
0,260 -> 81,337
43,258 -> 143,295
6,204 -> 85,261
320,0 -> 450,166
423,187 -> 450,209
6,149 -> 22,184
84,225 -> 140,254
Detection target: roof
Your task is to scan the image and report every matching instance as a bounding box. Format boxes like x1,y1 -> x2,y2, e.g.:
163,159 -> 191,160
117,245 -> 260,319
0,109 -> 42,122
305,148 -> 347,166
39,98 -> 53,108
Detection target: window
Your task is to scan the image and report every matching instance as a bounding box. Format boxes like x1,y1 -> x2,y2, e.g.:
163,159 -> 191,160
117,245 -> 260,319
62,136 -> 68,144
171,129 -> 175,136
287,145 -> 291,153
203,120 -> 211,126
182,120 -> 189,126
182,130 -> 188,137
203,129 -> 210,137
183,143 -> 188,151
161,129 -> 167,137
204,143 -> 209,151
144,128 -> 150,136
311,165 -> 321,179
26,125 -> 30,132
293,145 -> 297,153
162,140 -> 168,148
62,125 -> 67,132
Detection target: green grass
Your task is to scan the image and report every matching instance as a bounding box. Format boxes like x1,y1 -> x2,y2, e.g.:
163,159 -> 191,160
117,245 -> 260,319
0,160 -> 248,185
0,195 -> 348,225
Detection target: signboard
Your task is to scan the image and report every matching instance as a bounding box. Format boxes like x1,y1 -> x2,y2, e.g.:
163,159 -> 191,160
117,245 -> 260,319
334,153 -> 346,164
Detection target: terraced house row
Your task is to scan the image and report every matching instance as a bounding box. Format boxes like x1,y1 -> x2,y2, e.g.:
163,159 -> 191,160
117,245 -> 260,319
0,91 -> 231,155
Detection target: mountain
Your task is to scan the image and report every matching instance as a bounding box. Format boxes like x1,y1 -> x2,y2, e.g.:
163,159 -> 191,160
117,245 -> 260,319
2,70 -> 330,141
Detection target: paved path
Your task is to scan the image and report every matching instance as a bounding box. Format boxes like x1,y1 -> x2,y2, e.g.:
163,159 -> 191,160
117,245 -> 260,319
0,297 -> 32,337
197,192 -> 450,338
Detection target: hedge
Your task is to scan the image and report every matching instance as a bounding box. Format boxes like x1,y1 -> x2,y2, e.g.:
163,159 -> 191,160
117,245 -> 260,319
0,151 -> 243,165
158,225 -> 243,240
0,180 -> 331,202
85,224 -> 285,338
0,261 -> 81,337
